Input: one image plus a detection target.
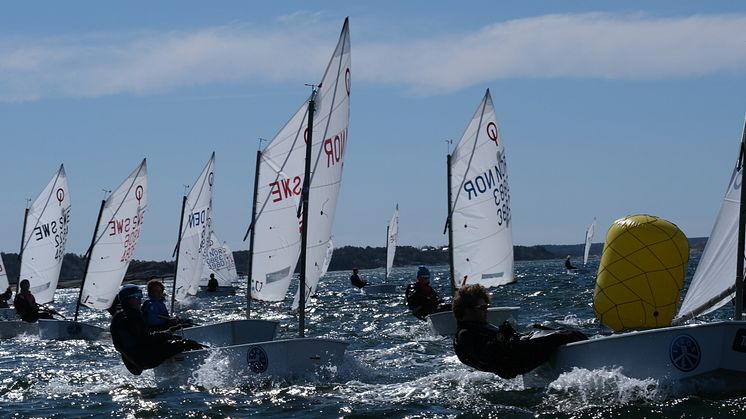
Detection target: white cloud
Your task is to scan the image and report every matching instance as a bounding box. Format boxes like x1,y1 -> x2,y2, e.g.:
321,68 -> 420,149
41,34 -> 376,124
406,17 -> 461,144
0,12 -> 745,101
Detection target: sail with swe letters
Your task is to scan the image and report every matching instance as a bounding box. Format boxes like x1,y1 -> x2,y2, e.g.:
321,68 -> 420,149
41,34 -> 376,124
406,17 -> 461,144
291,19 -> 351,310
449,89 -> 514,288
20,165 -> 70,304
174,153 -> 214,300
80,159 -> 147,310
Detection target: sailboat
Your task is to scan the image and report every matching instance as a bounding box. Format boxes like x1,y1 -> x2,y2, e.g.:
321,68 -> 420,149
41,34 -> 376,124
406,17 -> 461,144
1,165 -> 70,338
364,204 -> 399,295
0,254 -> 14,320
428,90 -> 519,336
529,118 -> 746,393
169,153 -> 276,347
196,231 -> 239,296
583,217 -> 596,266
154,18 -> 351,385
39,160 -> 147,340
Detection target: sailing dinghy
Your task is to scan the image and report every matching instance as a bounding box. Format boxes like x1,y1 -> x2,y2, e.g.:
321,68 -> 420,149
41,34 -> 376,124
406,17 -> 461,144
155,18 -> 351,386
39,160 -> 146,340
168,153 -> 277,347
428,90 -> 519,336
0,255 -> 16,321
196,231 -> 238,296
583,217 -> 596,266
529,118 -> 746,394
364,204 -> 399,295
1,165 -> 70,338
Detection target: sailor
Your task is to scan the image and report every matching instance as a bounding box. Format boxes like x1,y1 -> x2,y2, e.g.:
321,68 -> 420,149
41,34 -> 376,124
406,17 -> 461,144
0,286 -> 12,309
350,268 -> 368,288
141,279 -> 179,331
452,284 -> 587,379
565,256 -> 576,270
110,284 -> 205,375
207,273 -> 219,292
405,266 -> 441,320
13,279 -> 54,323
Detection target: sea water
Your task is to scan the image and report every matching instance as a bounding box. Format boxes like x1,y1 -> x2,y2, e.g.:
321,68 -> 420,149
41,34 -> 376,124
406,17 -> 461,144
2,253 -> 745,418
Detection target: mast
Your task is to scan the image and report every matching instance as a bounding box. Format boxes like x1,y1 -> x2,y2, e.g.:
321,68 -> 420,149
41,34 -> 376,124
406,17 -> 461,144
735,118 -> 746,320
446,154 -> 457,295
246,150 -> 262,318
17,207 -> 29,291
170,195 -> 188,314
298,88 -> 317,338
74,199 -> 106,322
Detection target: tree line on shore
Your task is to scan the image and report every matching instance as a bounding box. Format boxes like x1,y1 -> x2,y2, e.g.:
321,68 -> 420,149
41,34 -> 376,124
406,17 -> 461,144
0,237 -> 705,285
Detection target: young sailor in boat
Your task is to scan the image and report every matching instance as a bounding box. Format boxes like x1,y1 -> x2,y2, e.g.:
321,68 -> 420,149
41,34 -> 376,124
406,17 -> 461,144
141,279 -> 180,331
405,266 -> 447,320
13,279 -> 55,323
206,273 -> 219,292
564,256 -> 576,270
110,284 -> 205,376
350,268 -> 368,288
0,286 -> 12,308
452,284 -> 587,379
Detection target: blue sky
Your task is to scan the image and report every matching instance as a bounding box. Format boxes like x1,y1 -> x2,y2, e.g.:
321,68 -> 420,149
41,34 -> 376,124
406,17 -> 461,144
1,1 -> 745,261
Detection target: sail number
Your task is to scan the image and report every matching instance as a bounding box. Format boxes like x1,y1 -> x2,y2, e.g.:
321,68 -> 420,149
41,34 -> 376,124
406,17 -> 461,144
31,205 -> 71,261
461,152 -> 511,226
108,212 -> 144,262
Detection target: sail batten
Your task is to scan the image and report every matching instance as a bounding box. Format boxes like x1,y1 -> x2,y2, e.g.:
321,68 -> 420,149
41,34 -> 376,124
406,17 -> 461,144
449,90 -> 514,289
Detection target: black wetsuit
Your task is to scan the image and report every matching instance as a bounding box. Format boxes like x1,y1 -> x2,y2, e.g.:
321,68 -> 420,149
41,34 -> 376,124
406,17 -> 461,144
453,321 -> 587,379
565,259 -> 576,270
207,277 -> 219,292
350,273 -> 367,288
110,306 -> 203,375
13,291 -> 54,323
0,288 -> 12,308
405,282 -> 441,320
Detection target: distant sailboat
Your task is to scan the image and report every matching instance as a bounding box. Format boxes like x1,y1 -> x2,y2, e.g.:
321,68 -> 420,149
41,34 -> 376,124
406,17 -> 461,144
429,89 -> 519,336
1,165 -> 70,338
39,160 -> 147,340
583,217 -> 596,266
364,204 -> 399,295
0,254 -> 19,322
197,231 -> 239,295
155,18 -> 351,386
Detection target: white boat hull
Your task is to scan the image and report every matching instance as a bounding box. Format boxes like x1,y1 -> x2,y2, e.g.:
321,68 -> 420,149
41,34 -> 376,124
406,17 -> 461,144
427,306 -> 520,336
362,284 -> 398,295
0,320 -> 38,339
195,285 -> 237,297
528,321 -> 746,393
154,337 -> 348,386
177,319 -> 278,347
37,319 -> 109,341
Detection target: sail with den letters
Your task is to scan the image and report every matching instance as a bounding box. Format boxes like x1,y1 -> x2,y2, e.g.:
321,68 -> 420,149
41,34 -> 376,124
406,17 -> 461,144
448,89 -> 514,289
19,165 -> 70,304
173,153 -> 214,301
78,159 -> 147,310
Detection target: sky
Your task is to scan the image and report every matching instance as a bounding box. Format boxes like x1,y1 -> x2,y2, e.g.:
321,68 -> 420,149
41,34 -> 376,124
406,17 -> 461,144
1,1 -> 745,261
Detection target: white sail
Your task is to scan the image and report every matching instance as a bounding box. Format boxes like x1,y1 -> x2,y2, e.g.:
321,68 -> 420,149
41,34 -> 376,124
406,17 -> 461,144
0,254 -> 8,292
79,159 -> 147,310
201,231 -> 238,287
386,204 -> 399,279
174,154 -> 214,301
292,19 -> 351,309
449,89 -> 513,289
19,165 -> 71,304
249,100 -> 307,302
583,217 -> 596,266
321,239 -> 334,278
676,137 -> 744,320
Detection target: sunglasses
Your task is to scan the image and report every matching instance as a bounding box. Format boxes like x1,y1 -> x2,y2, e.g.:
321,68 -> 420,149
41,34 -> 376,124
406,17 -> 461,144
474,304 -> 489,311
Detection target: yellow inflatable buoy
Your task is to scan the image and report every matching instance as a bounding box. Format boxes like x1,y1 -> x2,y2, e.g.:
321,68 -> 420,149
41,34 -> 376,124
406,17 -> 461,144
593,214 -> 689,332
